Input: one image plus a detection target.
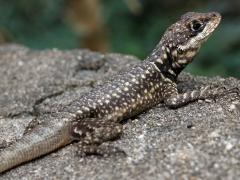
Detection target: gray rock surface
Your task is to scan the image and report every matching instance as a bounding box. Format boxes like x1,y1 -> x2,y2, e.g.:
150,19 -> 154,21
0,44 -> 240,180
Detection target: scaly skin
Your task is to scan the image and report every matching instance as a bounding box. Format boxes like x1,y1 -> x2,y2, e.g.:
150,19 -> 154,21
0,121 -> 72,173
1,12 -> 229,174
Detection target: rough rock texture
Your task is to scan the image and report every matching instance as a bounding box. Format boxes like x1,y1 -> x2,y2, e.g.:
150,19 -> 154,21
0,44 -> 239,180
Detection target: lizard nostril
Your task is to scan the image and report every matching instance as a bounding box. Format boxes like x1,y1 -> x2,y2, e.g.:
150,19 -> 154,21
211,12 -> 219,18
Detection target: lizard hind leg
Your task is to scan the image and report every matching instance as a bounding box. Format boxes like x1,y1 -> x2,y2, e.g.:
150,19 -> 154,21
70,118 -> 125,156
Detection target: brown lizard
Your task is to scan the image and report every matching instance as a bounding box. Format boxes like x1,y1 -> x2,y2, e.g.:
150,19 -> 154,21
1,11 -> 237,174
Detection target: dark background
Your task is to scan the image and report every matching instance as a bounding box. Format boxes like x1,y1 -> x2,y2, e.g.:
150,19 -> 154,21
0,0 -> 239,78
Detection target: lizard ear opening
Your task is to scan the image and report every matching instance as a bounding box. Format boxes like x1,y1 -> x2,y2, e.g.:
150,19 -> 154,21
177,47 -> 184,54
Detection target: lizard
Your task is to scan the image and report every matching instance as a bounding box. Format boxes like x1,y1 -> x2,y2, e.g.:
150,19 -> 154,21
0,11 -> 237,174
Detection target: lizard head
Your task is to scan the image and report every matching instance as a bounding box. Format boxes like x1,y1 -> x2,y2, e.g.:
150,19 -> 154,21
158,12 -> 221,73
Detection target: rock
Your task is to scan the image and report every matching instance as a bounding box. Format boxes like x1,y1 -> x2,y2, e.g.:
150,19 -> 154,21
0,44 -> 240,180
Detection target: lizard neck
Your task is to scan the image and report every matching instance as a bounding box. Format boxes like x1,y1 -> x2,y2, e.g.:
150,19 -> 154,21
146,43 -> 195,81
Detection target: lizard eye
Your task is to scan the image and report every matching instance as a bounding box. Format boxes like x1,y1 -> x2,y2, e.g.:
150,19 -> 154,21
190,20 -> 204,32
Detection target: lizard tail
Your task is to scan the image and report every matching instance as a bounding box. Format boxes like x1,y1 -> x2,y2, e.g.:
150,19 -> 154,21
0,121 -> 73,174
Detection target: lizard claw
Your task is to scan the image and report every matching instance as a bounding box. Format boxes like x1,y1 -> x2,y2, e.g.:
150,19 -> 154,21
218,87 -> 240,97
226,87 -> 240,95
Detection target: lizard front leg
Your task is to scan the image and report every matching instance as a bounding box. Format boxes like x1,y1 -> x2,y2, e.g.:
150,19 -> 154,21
70,118 -> 125,156
162,82 -> 239,108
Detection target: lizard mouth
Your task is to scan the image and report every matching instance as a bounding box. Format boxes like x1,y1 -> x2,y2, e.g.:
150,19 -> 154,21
202,12 -> 221,40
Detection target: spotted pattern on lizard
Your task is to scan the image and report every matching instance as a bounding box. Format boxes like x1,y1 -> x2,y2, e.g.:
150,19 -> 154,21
1,12 -> 239,173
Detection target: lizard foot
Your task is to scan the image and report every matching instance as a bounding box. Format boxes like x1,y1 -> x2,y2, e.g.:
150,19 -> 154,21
70,118 -> 124,157
24,117 -> 41,135
212,87 -> 240,100
199,85 -> 239,100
